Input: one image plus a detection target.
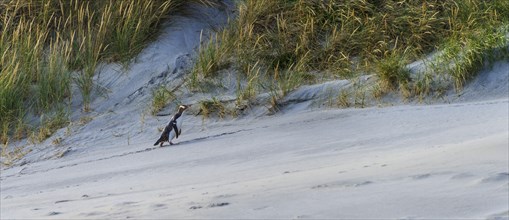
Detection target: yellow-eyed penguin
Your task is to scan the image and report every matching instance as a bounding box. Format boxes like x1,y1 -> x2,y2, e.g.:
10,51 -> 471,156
154,105 -> 189,147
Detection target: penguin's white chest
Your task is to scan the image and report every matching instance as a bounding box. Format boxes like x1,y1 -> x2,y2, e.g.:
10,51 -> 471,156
168,116 -> 184,141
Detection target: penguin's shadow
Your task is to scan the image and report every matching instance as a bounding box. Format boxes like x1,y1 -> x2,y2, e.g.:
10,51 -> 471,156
159,143 -> 181,147
155,129 -> 252,148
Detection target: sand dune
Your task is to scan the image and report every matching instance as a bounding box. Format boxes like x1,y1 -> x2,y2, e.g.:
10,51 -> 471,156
2,99 -> 508,219
1,2 -> 508,219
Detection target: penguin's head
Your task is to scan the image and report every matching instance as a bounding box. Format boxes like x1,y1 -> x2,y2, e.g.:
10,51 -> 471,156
178,105 -> 189,111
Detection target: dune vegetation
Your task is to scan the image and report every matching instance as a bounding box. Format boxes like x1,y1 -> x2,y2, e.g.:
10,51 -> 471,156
191,0 -> 509,106
1,0 -> 508,146
0,0 -> 216,145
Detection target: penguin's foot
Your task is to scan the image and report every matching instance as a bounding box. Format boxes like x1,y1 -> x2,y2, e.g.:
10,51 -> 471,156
170,141 -> 174,145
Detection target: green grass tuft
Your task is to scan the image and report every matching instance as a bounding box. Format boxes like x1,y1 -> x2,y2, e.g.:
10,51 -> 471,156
375,52 -> 412,96
199,98 -> 229,119
151,86 -> 176,115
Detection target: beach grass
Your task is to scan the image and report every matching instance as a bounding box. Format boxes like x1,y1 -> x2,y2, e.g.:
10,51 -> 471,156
192,0 -> 509,104
0,0 -> 215,144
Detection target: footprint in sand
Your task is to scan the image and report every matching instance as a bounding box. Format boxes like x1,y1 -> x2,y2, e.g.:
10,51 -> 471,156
116,201 -> 139,207
48,211 -> 61,216
283,170 -> 300,174
151,203 -> 168,210
480,172 -> 509,183
311,181 -> 373,189
189,202 -> 230,210
214,194 -> 236,199
55,199 -> 72,204
253,206 -> 269,211
410,173 -> 432,180
208,202 -> 230,208
189,205 -> 203,210
311,184 -> 329,189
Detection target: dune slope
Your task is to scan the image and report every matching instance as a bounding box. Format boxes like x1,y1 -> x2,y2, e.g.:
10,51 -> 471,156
1,98 -> 508,219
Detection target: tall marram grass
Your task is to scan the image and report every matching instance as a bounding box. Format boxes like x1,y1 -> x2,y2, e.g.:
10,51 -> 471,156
0,0 -> 215,145
192,0 -> 509,104
431,26 -> 509,92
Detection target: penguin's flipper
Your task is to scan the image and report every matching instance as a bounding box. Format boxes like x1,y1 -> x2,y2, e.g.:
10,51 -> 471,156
172,123 -> 179,139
